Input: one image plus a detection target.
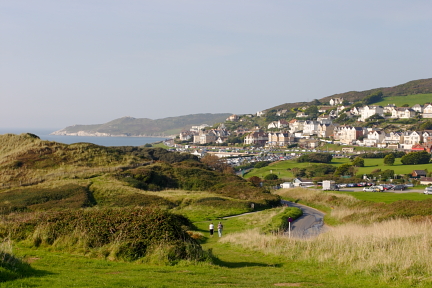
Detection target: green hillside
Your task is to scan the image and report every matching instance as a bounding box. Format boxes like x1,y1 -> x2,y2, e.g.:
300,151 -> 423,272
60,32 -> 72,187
374,93 -> 432,106
53,113 -> 232,136
268,77 -> 432,112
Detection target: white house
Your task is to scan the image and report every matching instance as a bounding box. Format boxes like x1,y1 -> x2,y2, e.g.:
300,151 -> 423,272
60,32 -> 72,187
401,131 -> 422,149
268,120 -> 289,129
412,104 -> 423,113
329,98 -> 344,106
423,104 -> 432,118
359,105 -> 384,122
334,126 -> 365,145
289,119 -> 305,133
384,131 -> 403,144
302,120 -> 319,136
391,107 -> 415,119
363,130 -> 385,147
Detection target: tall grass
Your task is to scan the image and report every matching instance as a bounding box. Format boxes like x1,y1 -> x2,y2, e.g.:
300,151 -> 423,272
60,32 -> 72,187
220,218 -> 432,284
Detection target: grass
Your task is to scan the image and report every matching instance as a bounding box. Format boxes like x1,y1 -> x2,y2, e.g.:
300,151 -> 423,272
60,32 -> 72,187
2,206 -> 396,288
3,191 -> 432,287
244,157 -> 432,180
375,93 -> 432,107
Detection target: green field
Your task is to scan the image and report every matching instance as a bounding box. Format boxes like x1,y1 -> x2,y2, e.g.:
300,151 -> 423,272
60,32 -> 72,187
2,209 -> 394,288
334,190 -> 431,203
245,157 -> 432,180
375,93 -> 432,106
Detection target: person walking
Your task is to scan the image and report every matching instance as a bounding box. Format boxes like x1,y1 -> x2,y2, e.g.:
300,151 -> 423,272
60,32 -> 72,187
209,222 -> 214,237
217,221 -> 223,237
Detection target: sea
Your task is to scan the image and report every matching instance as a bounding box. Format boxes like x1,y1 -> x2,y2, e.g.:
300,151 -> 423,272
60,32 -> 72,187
0,128 -> 168,147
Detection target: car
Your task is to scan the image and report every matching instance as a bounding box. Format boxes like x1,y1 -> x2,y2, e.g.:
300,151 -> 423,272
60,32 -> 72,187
346,183 -> 356,187
338,183 -> 347,188
404,183 -> 414,188
392,184 -> 406,191
363,186 -> 380,192
424,187 -> 432,195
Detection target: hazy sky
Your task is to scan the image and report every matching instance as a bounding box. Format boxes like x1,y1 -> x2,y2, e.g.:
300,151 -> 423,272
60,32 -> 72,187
1,0 -> 431,129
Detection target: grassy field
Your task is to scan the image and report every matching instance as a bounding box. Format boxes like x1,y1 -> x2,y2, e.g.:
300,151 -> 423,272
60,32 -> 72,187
334,190 -> 431,203
3,188 -> 432,287
375,93 -> 432,107
245,157 -> 432,180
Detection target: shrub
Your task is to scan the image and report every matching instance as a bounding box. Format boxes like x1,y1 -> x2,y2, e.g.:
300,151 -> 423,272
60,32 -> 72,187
2,208 -> 208,263
401,151 -> 431,165
264,174 -> 278,180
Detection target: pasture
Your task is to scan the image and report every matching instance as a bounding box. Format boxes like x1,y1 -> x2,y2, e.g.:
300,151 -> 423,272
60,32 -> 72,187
375,93 -> 432,107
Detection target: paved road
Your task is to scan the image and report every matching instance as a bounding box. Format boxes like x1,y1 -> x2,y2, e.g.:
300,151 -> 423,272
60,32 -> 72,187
281,200 -> 327,238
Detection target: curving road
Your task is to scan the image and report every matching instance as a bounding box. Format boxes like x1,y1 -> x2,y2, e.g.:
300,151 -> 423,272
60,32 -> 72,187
281,200 -> 327,238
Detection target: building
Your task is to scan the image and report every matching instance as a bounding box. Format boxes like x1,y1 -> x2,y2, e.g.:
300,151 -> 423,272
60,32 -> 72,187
329,98 -> 344,106
334,126 -> 365,145
359,105 -> 384,122
244,129 -> 268,146
423,104 -> 432,118
267,132 -> 294,147
391,107 -> 415,119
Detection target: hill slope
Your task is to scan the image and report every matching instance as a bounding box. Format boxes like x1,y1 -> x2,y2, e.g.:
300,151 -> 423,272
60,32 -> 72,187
268,77 -> 432,111
52,113 -> 232,136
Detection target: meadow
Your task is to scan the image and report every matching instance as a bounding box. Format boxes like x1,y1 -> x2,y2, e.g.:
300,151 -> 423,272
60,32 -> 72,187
245,157 -> 432,180
4,187 -> 432,287
3,134 -> 432,287
375,93 -> 432,107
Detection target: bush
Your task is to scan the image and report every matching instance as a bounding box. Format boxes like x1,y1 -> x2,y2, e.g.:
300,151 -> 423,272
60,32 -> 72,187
263,207 -> 303,234
2,208 -> 208,263
351,157 -> 365,167
401,151 -> 431,165
264,174 -> 278,180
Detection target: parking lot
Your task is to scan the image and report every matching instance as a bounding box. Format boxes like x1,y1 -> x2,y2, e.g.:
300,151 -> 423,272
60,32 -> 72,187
339,187 -> 426,194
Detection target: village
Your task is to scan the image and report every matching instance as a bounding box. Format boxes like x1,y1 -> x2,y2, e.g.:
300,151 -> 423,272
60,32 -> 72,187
176,97 -> 432,154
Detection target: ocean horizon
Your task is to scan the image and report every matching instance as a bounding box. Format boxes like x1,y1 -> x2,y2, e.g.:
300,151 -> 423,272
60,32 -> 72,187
0,128 -> 168,147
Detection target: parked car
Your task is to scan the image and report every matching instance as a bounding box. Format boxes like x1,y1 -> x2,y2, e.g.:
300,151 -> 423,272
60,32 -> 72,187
338,183 -> 347,188
346,183 -> 356,187
392,185 -> 406,191
404,183 -> 414,188
363,186 -> 380,192
424,187 -> 432,195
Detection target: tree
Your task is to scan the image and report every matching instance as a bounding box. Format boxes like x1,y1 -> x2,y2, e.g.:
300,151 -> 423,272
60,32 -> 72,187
362,91 -> 383,105
264,174 -> 278,180
305,105 -> 319,118
201,154 -> 232,173
334,163 -> 353,176
248,176 -> 262,187
352,157 -> 365,167
420,121 -> 432,130
401,151 -> 431,165
401,103 -> 410,107
383,154 -> 395,166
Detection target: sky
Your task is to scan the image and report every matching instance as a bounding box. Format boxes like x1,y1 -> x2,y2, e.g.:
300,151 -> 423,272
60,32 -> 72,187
1,0 -> 431,129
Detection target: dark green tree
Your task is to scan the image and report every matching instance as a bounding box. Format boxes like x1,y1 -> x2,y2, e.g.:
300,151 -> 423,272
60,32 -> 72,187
383,154 -> 395,166
362,91 -> 383,105
401,151 -> 431,165
352,157 -> 365,167
264,174 -> 278,180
